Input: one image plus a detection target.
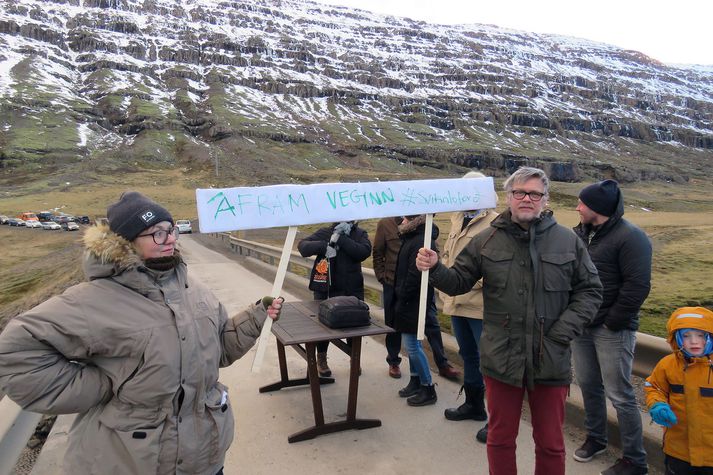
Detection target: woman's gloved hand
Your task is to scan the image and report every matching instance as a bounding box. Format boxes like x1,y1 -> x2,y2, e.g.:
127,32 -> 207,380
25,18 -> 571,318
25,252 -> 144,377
261,296 -> 284,321
334,221 -> 352,236
650,402 -> 677,427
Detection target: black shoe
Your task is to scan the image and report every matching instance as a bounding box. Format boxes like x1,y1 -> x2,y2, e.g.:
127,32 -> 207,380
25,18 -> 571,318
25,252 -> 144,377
445,385 -> 487,421
398,376 -> 420,398
573,437 -> 607,462
475,423 -> 488,444
407,384 -> 437,406
600,458 -> 648,475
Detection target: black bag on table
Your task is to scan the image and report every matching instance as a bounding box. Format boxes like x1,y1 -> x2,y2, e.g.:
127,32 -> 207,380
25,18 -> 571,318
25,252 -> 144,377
318,296 -> 371,329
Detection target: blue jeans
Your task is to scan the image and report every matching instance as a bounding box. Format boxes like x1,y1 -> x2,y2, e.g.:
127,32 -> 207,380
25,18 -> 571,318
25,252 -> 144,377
572,326 -> 646,467
451,316 -> 484,389
383,285 -> 448,368
402,332 -> 432,385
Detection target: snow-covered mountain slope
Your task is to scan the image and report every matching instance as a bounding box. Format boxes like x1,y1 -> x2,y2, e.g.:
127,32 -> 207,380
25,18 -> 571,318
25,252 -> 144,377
1,0 -> 711,183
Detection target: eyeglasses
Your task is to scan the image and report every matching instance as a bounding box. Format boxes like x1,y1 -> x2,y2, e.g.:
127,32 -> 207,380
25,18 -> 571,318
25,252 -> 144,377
510,190 -> 546,202
137,226 -> 179,245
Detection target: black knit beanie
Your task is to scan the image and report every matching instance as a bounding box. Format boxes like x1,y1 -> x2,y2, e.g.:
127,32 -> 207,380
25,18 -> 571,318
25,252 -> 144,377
107,191 -> 174,241
579,180 -> 620,217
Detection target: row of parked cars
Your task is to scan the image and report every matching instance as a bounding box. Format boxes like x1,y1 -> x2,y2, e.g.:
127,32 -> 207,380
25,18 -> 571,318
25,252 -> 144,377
1,214 -> 193,233
0,213 -> 83,231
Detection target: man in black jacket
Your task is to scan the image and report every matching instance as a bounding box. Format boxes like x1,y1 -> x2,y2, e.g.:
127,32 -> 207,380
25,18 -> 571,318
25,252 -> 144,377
572,180 -> 652,475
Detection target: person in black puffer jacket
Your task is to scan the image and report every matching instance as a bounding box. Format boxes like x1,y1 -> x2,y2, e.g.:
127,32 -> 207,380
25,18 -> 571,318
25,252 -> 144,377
298,221 -> 372,377
571,180 -> 652,474
393,215 -> 440,407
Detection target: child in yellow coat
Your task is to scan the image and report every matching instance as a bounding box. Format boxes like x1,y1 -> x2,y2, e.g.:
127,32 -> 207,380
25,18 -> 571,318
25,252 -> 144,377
644,307 -> 713,475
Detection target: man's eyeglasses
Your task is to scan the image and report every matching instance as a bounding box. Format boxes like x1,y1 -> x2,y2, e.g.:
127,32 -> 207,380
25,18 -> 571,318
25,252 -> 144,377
137,226 -> 179,245
510,190 -> 546,202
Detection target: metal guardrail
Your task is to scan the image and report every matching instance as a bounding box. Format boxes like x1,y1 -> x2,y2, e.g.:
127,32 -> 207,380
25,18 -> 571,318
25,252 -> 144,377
0,396 -> 42,475
214,232 -> 671,379
0,233 -> 672,474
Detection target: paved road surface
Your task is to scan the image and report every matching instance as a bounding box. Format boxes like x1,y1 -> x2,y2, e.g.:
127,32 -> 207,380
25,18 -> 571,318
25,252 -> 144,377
33,235 -> 625,475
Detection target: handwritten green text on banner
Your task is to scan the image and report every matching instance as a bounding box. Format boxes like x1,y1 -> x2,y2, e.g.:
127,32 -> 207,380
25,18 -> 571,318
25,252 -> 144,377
196,177 -> 497,232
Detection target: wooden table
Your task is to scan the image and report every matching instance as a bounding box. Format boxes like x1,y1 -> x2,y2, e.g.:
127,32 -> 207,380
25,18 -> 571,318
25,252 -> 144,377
259,300 -> 394,443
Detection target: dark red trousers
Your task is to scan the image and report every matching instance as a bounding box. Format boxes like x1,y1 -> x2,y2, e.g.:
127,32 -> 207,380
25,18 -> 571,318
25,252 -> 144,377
484,376 -> 568,475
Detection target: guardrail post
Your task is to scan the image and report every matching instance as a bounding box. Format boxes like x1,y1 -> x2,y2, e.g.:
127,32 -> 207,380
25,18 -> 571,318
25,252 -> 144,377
0,398 -> 43,475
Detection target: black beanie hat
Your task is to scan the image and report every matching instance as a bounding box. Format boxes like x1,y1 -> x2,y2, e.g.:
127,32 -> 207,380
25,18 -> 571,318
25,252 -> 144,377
579,180 -> 620,217
107,191 -> 174,241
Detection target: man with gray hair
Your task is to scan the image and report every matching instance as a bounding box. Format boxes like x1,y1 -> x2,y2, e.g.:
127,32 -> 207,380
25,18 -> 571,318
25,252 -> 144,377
416,167 -> 602,475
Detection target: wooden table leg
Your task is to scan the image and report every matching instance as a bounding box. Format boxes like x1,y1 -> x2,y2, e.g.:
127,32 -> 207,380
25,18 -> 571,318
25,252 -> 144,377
260,341 -> 310,392
288,337 -> 381,443
305,341 -> 325,427
346,337 -> 361,421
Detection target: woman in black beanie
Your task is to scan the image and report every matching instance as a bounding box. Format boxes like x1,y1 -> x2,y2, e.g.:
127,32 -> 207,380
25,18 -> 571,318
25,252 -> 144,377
0,191 -> 282,475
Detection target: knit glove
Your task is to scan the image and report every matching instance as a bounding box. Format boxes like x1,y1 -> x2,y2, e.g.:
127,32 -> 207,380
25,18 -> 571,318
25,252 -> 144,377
334,221 -> 352,236
650,402 -> 677,427
329,232 -> 340,245
325,244 -> 337,259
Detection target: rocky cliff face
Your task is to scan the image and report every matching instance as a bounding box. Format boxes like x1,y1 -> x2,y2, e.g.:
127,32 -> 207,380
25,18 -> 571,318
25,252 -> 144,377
1,0 -> 712,184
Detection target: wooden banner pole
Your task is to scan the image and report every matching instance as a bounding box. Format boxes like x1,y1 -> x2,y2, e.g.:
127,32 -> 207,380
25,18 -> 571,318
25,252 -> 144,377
251,225 -> 298,373
416,214 -> 433,340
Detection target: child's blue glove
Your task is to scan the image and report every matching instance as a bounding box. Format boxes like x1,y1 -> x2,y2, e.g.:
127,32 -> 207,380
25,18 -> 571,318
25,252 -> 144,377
650,402 -> 677,427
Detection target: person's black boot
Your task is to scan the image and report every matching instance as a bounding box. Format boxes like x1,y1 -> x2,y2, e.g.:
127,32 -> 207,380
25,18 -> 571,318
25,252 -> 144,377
476,423 -> 488,444
398,376 -> 420,397
407,384 -> 437,406
470,386 -> 488,421
444,384 -> 487,421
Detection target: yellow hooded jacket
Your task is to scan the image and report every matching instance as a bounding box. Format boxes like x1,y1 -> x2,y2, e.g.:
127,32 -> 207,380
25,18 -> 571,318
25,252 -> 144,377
644,307 -> 713,467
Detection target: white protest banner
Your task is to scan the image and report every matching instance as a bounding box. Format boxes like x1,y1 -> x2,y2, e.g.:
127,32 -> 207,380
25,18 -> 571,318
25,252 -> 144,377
196,177 -> 497,232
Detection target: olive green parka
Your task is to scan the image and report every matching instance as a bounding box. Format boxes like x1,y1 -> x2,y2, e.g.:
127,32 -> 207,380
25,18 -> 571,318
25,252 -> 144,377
430,210 -> 602,388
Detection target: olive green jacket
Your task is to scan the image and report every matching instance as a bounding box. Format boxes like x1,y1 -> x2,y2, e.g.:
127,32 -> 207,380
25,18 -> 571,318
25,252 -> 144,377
430,210 -> 602,388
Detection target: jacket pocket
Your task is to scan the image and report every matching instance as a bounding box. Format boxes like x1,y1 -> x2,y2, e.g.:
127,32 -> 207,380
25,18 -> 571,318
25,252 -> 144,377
540,252 -> 575,291
481,249 -> 513,295
97,403 -> 167,474
480,311 -> 511,376
535,336 -> 571,382
204,382 -> 235,465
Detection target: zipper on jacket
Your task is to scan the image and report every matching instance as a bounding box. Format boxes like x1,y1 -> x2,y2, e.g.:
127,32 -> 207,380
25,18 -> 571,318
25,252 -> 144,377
538,316 -> 545,363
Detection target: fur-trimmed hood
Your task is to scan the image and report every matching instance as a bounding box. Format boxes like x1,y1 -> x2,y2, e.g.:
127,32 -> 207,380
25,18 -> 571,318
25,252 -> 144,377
83,223 -> 143,278
82,223 -> 185,290
397,215 -> 440,241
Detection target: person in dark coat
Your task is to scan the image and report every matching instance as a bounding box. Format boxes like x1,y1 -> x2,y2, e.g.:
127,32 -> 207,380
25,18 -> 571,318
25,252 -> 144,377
393,215 -> 439,406
298,221 -> 372,377
571,180 -> 652,475
373,216 -> 460,380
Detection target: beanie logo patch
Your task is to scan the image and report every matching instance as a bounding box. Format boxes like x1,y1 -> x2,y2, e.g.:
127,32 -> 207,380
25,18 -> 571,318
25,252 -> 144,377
140,210 -> 157,224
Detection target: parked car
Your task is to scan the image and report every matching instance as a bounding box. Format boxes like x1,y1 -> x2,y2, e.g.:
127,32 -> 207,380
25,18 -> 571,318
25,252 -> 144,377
17,212 -> 38,222
8,218 -> 25,226
0,215 -> 9,224
37,212 -> 56,222
76,216 -> 91,225
25,220 -> 43,229
62,222 -> 79,231
53,216 -> 70,224
176,219 -> 193,234
40,221 -> 62,230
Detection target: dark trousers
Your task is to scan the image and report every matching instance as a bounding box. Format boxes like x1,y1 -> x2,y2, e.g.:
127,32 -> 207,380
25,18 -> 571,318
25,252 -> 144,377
666,456 -> 713,475
383,283 -> 448,368
484,375 -> 568,475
